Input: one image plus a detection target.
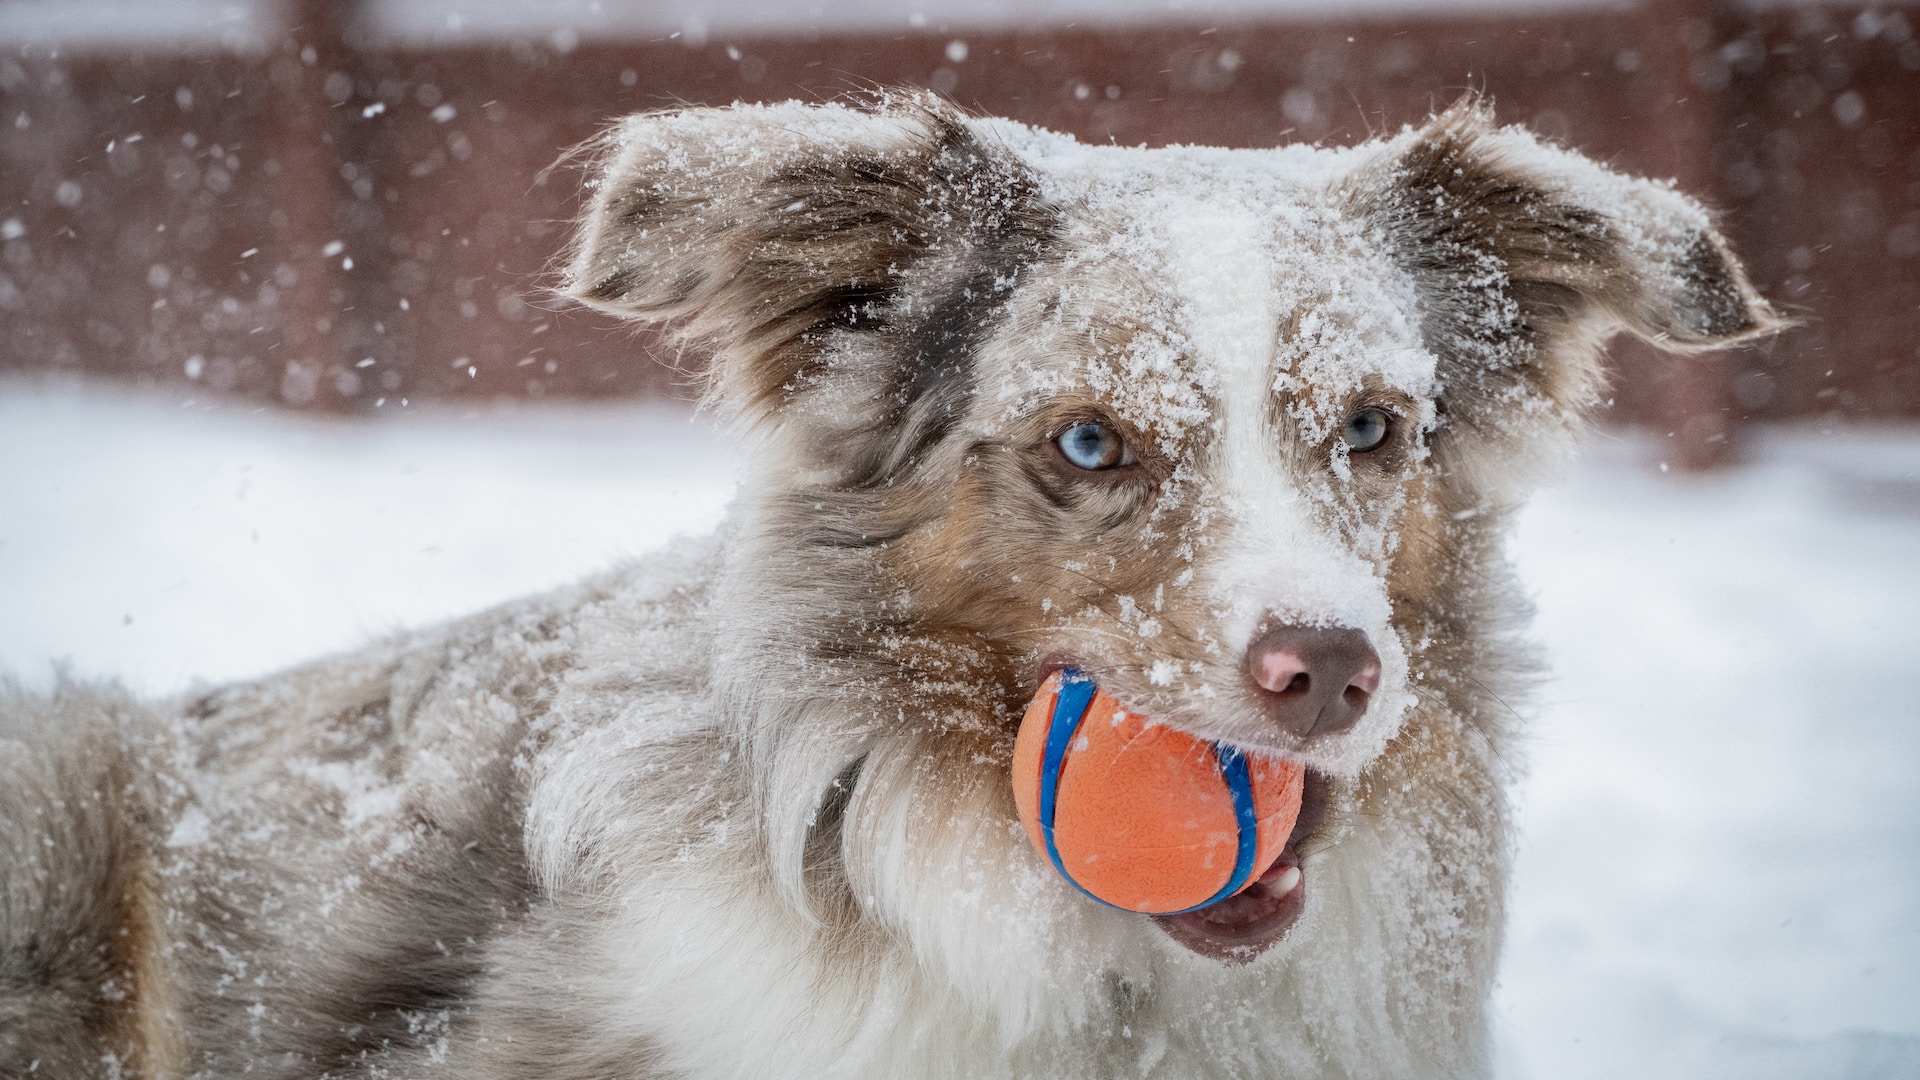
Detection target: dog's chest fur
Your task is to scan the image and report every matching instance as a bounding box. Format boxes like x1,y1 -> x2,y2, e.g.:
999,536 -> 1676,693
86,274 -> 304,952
0,94 -> 1775,1080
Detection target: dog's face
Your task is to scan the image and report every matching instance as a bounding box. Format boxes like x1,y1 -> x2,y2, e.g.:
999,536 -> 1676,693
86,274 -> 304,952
866,145 -> 1434,773
563,95 -> 1773,1062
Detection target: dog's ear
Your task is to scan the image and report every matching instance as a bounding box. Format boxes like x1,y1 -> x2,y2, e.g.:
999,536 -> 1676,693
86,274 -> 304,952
1353,98 -> 1780,447
564,95 -> 1050,446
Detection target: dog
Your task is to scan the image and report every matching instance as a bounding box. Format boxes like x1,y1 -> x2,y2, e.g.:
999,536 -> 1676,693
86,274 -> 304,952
1,93 -> 1774,1079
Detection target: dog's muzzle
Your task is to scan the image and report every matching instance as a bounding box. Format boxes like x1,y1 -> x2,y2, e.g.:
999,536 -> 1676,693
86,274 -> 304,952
1245,625 -> 1382,740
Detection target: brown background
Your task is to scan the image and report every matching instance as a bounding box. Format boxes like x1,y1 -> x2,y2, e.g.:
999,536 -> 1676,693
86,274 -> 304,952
3,1 -> 1917,466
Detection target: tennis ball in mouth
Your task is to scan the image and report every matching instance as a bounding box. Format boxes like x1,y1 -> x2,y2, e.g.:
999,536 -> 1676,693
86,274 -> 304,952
1011,669 -> 1305,915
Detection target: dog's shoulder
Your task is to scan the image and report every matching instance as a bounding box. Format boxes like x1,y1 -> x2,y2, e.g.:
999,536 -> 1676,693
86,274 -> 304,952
91,532 -> 734,1073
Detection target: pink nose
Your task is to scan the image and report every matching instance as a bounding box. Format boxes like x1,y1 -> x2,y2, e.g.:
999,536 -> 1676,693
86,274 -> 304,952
1246,625 -> 1382,740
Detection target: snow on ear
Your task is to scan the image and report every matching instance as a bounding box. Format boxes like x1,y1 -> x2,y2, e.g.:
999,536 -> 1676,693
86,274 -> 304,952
1353,98 -> 1780,443
563,94 -> 1052,432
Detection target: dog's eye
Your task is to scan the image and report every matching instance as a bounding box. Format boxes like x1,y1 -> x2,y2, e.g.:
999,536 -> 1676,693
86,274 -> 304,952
1056,422 -> 1131,471
1340,408 -> 1392,453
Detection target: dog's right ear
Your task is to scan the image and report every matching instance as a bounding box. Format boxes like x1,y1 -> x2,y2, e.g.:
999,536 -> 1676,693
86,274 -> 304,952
1349,98 -> 1781,476
563,96 -> 1049,429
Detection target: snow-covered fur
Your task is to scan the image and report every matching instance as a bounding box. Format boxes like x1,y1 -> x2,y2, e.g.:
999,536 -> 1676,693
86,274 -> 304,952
1,95 -> 1776,1080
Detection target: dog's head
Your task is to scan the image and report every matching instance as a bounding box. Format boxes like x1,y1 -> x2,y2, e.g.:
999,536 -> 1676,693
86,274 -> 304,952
564,92 -> 1773,1056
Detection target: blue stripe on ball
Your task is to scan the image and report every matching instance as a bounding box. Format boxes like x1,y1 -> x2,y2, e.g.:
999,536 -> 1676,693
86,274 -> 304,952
1172,743 -> 1261,914
1038,670 -> 1108,908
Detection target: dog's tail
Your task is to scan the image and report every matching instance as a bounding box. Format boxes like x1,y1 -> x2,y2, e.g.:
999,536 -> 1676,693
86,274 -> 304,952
0,681 -> 182,1080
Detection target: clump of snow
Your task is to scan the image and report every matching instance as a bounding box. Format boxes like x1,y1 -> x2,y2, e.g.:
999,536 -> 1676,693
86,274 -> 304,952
985,118 -> 1417,451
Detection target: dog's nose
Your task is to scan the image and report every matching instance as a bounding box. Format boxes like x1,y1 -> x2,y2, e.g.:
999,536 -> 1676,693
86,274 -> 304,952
1245,625 -> 1382,740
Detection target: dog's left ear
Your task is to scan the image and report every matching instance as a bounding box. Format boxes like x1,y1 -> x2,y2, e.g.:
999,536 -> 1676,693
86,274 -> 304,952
1352,98 -> 1780,443
563,95 -> 1050,459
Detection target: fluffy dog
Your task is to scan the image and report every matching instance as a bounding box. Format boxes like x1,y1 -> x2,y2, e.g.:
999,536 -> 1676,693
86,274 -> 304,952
1,94 -> 1774,1079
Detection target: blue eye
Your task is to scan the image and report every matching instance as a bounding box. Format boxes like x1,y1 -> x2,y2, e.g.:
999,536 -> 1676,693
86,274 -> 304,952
1056,422 -> 1129,471
1341,408 -> 1392,453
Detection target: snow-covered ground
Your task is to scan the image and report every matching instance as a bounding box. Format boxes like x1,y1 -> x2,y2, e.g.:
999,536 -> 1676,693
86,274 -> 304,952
1498,425 -> 1920,1080
2,380 -> 1916,1077
0,383 -> 741,692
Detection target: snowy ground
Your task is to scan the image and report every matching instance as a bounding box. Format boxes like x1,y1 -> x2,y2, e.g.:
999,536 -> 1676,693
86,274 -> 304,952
2,379 -> 1916,1078
1497,425 -> 1920,1080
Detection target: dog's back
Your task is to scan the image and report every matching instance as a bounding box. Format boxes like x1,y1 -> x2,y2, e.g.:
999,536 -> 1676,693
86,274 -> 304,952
1,549 -> 715,1076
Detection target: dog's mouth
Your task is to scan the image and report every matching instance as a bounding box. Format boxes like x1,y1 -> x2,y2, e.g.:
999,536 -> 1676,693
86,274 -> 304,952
1153,767 -> 1329,963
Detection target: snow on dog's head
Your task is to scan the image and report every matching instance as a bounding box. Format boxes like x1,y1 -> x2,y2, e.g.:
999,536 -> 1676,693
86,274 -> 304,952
563,92 -> 1775,1062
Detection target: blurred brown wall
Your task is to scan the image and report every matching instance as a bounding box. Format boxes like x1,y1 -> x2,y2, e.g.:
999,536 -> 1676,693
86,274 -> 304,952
2,3 -> 1916,465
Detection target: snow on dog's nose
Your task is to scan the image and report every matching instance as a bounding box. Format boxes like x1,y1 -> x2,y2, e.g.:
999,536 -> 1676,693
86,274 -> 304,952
1246,625 -> 1383,740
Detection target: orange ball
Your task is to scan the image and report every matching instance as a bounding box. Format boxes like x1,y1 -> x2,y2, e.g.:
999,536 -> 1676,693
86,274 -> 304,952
1011,670 -> 1305,915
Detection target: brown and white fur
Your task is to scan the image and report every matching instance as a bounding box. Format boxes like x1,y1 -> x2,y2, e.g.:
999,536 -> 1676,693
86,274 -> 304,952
0,94 -> 1775,1079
